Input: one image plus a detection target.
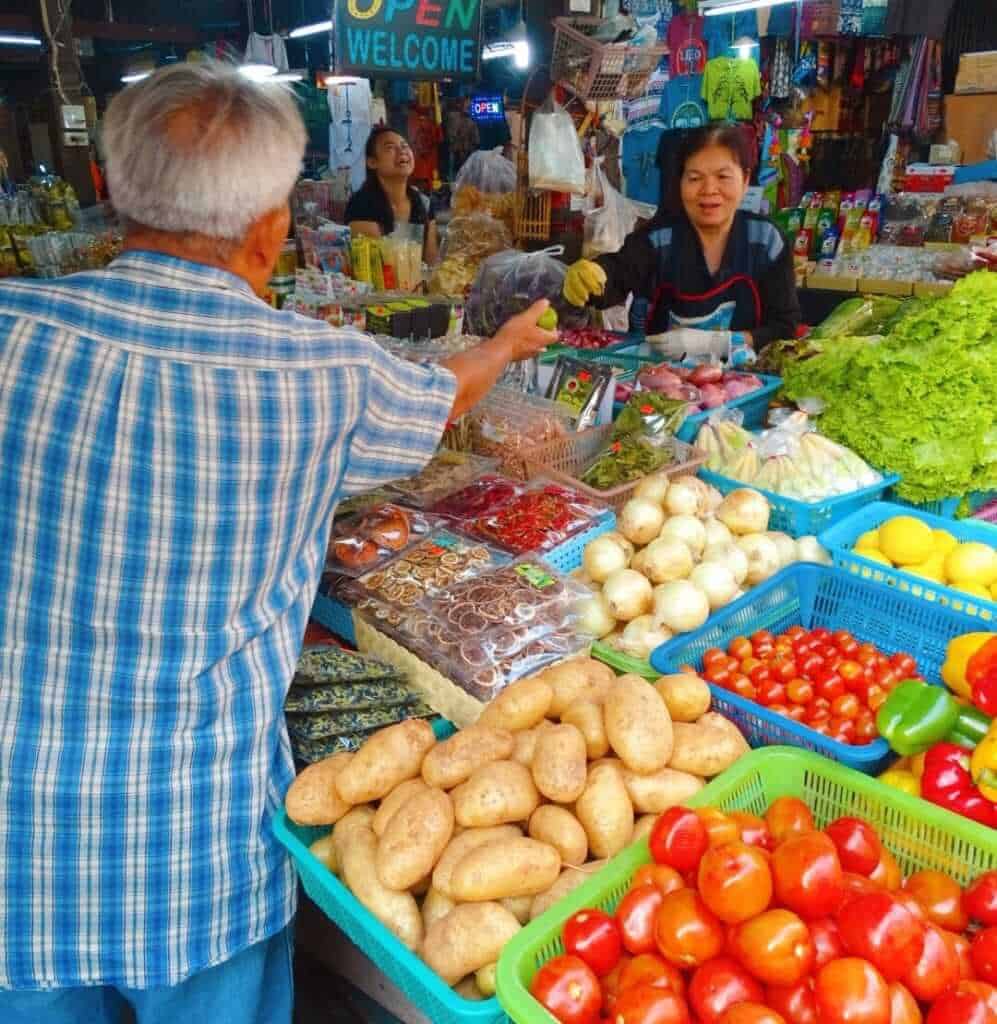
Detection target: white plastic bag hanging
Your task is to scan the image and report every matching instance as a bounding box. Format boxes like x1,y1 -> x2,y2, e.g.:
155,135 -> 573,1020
528,99 -> 586,195
583,159 -> 656,258
454,149 -> 517,195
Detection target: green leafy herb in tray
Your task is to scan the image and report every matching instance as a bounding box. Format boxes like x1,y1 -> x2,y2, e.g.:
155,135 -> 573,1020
612,393 -> 690,440
580,432 -> 674,490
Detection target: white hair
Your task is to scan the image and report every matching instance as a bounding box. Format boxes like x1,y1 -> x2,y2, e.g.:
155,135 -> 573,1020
103,62 -> 306,241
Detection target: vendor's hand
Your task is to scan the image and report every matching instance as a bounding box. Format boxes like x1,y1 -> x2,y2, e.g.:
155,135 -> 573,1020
494,299 -> 558,362
564,259 -> 607,307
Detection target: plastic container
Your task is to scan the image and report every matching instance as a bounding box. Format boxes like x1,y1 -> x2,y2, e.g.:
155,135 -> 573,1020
543,512 -> 616,574
820,501 -> 997,624
496,745 -> 997,1024
887,487 -> 997,520
649,561 -> 990,773
522,424 -> 706,512
698,467 -> 901,538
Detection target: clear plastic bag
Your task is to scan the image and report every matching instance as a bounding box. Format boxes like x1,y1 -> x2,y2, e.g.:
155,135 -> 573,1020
583,159 -> 656,259
429,212 -> 512,297
528,99 -> 587,195
327,503 -> 441,576
454,149 -> 517,195
389,451 -> 500,509
467,388 -> 573,462
465,246 -> 568,336
430,474 -> 522,520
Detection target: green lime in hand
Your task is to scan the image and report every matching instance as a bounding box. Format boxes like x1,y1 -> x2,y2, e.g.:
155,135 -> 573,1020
537,308 -> 558,331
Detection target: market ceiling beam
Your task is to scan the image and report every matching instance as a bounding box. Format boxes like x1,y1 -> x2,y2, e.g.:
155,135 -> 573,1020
0,12 -> 205,45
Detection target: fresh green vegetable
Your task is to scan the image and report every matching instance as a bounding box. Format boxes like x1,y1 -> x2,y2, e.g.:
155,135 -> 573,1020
808,295 -> 903,340
876,679 -> 990,757
580,433 -> 673,490
612,393 -> 689,439
537,307 -> 558,331
782,271 -> 997,503
589,640 -> 659,680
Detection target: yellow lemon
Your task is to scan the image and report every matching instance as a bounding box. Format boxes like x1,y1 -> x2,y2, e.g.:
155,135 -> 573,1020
857,528 -> 881,550
907,552 -> 947,583
878,516 -> 935,566
944,542 -> 997,587
856,548 -> 892,566
932,529 -> 958,556
991,582 -> 997,601
957,581 -> 992,600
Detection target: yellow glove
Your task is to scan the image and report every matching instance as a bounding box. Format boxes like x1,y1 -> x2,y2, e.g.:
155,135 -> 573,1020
563,259 -> 607,308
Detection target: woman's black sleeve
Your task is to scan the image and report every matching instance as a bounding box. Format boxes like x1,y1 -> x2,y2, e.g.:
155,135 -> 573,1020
592,230 -> 659,309
752,239 -> 801,348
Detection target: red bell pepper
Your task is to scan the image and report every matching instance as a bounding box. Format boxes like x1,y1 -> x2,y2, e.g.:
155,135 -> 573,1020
922,742 -> 997,829
970,638 -> 997,716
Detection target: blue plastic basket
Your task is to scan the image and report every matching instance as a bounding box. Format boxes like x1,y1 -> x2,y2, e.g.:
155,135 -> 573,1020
543,511 -> 616,574
676,373 -> 782,443
698,467 -> 901,539
887,488 -> 997,520
544,331 -> 643,357
648,561 -> 990,774
310,589 -> 357,645
820,501 -> 997,625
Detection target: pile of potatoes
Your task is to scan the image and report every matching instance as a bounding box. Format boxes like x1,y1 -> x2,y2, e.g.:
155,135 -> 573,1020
284,655 -> 749,1001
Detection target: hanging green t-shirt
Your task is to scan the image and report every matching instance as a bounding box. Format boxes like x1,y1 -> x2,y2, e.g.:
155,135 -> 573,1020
702,57 -> 761,121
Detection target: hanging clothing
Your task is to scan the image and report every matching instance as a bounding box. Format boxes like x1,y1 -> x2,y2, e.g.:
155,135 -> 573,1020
766,2 -> 796,38
702,11 -> 759,60
885,0 -> 955,38
243,32 -> 288,71
702,57 -> 762,121
328,79 -> 373,194
407,108 -> 442,190
667,12 -> 708,77
659,76 -> 708,130
770,39 -> 793,100
623,122 -> 667,206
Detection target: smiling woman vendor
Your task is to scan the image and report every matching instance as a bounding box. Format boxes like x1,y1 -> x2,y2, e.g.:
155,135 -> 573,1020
345,126 -> 439,264
564,125 -> 800,363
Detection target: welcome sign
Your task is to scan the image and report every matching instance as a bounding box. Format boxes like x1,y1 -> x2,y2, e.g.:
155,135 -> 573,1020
334,0 -> 483,81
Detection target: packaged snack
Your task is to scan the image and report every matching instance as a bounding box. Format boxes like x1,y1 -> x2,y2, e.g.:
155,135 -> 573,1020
544,356 -> 614,431
327,503 -> 440,576
430,474 -> 522,519
389,451 -> 500,509
612,392 -> 691,439
579,432 -> 676,491
467,388 -> 573,466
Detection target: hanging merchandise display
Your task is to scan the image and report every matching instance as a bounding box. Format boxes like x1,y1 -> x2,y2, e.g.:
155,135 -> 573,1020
702,10 -> 759,61
328,79 -> 373,193
244,31 -> 289,71
666,9 -> 708,77
622,120 -> 666,207
702,56 -> 762,122
659,74 -> 708,130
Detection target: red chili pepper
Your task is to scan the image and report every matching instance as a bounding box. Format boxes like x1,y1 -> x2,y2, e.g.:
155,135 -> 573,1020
970,638 -> 997,716
921,742 -> 997,827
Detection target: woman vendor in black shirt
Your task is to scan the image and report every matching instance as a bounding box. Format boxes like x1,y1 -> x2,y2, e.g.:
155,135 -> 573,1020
563,125 -> 800,364
345,126 -> 439,264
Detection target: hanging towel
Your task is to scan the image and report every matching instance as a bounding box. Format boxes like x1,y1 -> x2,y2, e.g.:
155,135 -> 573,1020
244,32 -> 288,71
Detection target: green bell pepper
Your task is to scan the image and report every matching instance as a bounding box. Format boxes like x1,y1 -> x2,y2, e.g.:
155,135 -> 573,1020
876,679 -> 991,757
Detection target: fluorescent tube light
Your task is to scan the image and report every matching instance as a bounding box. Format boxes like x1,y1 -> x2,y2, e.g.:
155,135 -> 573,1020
289,20 -> 332,39
701,0 -> 796,17
0,34 -> 42,47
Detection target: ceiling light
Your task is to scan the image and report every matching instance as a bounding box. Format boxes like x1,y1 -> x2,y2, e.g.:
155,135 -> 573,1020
271,71 -> 305,82
121,71 -> 152,83
289,20 -> 332,39
238,62 -> 279,80
701,0 -> 796,16
0,34 -> 42,47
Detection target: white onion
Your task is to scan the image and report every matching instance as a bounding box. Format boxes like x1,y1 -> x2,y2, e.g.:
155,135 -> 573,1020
633,473 -> 671,507
618,497 -> 666,546
583,534 -> 630,583
797,535 -> 833,566
689,562 -> 739,610
737,533 -> 782,585
701,541 -> 749,586
619,615 -> 673,660
658,514 -> 707,559
717,488 -> 771,536
576,593 -> 617,638
664,478 -> 701,518
703,518 -> 733,548
602,530 -> 636,560
602,568 -> 653,622
652,580 -> 711,634
765,531 -> 798,569
632,537 -> 694,584
702,483 -> 724,516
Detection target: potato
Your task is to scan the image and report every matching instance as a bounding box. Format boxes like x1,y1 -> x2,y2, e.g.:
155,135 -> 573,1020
285,752 -> 353,826
477,677 -> 553,732
376,787 -> 454,891
411,873 -> 432,897
335,720 -> 436,804
586,756 -> 623,775
339,822 -> 423,950
560,701 -> 609,760
372,778 -> 428,837
451,760 -> 540,829
500,895 -> 533,925
454,977 -> 485,1001
475,962 -> 498,998
421,887 -> 456,932
668,720 -> 748,777
450,837 -> 561,901
528,805 -> 588,866
422,724 -> 515,789
432,825 -> 522,898
422,903 -> 521,986
332,805 -> 376,864
532,724 -> 587,803
654,673 -> 712,723
621,766 -> 705,814
511,721 -> 553,766
576,762 -> 634,860
604,674 -> 673,774
631,814 -> 658,845
543,658 -> 617,717
308,832 -> 338,874
698,712 -> 751,755
529,861 -> 607,921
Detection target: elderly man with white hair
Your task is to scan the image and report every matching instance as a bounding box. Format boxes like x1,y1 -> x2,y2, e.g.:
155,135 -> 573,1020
0,63 -> 554,1024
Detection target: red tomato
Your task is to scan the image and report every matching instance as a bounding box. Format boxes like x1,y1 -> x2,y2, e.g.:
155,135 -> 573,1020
809,917 -> 845,970
886,983 -> 922,1024
786,705 -> 807,722
803,703 -> 830,727
833,630 -> 857,654
530,954 -> 602,1024
836,891 -> 926,982
904,870 -> 968,931
943,929 -> 975,980
654,889 -> 725,969
758,680 -> 787,707
765,798 -> 814,844
613,983 -> 691,1024
728,812 -> 774,852
784,626 -> 807,641
765,980 -> 817,1024
854,711 -> 878,742
815,958 -> 890,1024
786,678 -> 814,705
839,660 -> 863,683
769,703 -> 791,718
564,909 -> 622,978
771,832 -> 844,920
876,665 -> 900,689
966,872 -> 997,927
729,638 -> 753,661
868,848 -> 902,891
891,652 -> 917,677
893,892 -> 928,921
751,631 -> 775,651
618,954 -> 686,998
824,817 -> 882,876
728,909 -> 814,987
771,658 -> 798,684
731,676 -> 756,701
828,716 -> 856,744
601,956 -> 630,1016
842,872 -> 882,898
972,928 -> 997,985
617,885 -> 665,955
799,653 -> 825,678
704,648 -> 728,669
741,656 -> 763,675
902,923 -> 961,1003
955,980 -> 997,1015
706,665 -> 733,687
855,643 -> 879,664
831,694 -> 861,720
867,685 -> 889,713
688,956 -> 764,1023
697,808 -> 741,849
716,1004 -> 788,1024
632,864 -> 685,897
750,664 -> 773,688
925,985 -> 997,1024
698,842 -> 773,924
818,676 -> 847,701
649,808 -> 709,873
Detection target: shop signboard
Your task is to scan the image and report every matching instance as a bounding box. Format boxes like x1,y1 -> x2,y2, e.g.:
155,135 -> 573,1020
334,0 -> 483,81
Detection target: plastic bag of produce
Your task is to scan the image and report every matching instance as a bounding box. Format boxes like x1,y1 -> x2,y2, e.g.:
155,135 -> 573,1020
429,212 -> 512,297
528,98 -> 586,195
465,246 -> 568,337
454,148 -> 517,195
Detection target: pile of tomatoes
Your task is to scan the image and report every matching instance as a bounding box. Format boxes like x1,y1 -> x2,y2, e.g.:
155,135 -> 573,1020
529,799 -> 997,1024
699,627 -> 921,747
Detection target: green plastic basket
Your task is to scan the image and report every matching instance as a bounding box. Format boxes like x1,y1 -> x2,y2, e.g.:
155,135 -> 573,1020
496,746 -> 997,1024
